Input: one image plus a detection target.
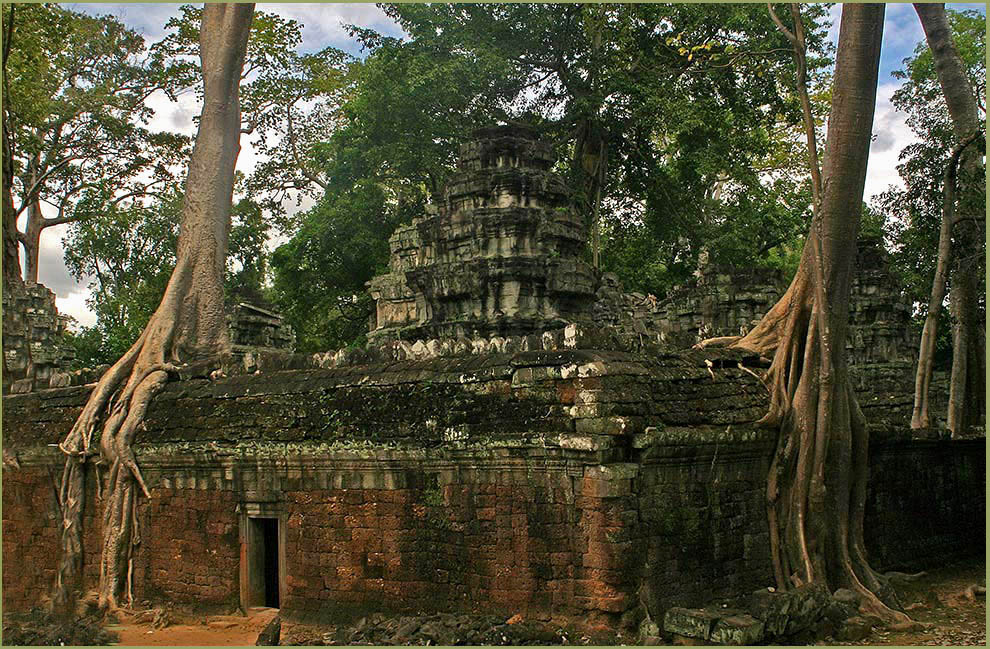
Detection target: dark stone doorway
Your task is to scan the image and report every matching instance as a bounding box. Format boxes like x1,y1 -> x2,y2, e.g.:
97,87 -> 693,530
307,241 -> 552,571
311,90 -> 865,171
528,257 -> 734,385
246,516 -> 281,609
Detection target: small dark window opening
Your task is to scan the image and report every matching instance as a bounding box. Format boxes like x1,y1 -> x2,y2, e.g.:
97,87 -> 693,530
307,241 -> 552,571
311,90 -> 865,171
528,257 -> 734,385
248,517 -> 280,608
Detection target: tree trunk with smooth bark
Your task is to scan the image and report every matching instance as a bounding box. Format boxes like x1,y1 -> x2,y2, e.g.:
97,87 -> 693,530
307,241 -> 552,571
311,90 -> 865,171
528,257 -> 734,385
699,3 -> 915,625
22,198 -> 44,283
910,132 -> 978,429
2,120 -> 20,291
53,3 -> 254,614
2,6 -> 21,292
912,2 -> 986,435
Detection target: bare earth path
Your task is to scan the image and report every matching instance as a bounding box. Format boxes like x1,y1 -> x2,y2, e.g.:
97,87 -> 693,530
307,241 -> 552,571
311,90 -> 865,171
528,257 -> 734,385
109,607 -> 277,646
98,560 -> 983,646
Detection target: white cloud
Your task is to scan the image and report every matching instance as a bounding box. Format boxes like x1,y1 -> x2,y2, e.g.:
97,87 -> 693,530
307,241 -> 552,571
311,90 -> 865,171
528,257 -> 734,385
66,3 -> 183,43
35,223 -> 84,295
68,3 -> 402,56
34,222 -> 96,329
864,82 -> 918,202
257,3 -> 400,54
57,291 -> 97,330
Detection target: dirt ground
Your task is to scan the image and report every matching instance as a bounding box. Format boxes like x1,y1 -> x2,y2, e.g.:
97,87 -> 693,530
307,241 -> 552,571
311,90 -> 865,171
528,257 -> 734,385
107,607 -> 278,646
822,558 -> 986,647
50,558 -> 982,646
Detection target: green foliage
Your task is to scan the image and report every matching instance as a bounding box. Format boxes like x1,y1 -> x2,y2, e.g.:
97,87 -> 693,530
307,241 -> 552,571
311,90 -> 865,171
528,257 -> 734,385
872,8 -> 986,306
63,192 -> 180,364
63,191 -> 271,366
268,16 -> 517,350
227,192 -> 272,301
272,180 -> 419,352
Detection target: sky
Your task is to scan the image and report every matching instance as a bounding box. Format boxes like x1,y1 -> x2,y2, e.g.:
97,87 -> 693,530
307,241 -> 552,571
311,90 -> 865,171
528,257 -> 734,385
30,3 -> 986,327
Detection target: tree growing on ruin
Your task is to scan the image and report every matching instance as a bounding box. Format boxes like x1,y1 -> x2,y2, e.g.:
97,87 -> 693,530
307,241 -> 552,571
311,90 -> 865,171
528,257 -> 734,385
910,3 -> 985,434
699,4 -> 916,624
53,3 -> 255,614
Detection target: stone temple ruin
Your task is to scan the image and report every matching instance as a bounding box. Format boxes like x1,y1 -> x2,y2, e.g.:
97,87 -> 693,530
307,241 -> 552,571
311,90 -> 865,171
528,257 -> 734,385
2,126 -> 983,642
1,289 -> 294,395
369,125 -> 596,342
2,283 -> 76,394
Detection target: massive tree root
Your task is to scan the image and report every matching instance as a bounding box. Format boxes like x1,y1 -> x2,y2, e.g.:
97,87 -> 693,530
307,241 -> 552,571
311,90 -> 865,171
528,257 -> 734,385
51,3 -> 254,616
711,264 -> 912,625
54,260 -> 230,612
699,249 -> 915,626
697,3 -> 914,629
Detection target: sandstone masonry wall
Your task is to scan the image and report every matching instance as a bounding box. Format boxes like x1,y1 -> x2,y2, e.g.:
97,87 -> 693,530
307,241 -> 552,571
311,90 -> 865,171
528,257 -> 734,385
3,350 -> 982,625
3,435 -> 981,622
595,238 -> 919,369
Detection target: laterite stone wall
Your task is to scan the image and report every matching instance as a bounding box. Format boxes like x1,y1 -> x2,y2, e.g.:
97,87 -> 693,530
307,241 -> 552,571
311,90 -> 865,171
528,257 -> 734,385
2,349 -> 983,627
865,438 -> 986,569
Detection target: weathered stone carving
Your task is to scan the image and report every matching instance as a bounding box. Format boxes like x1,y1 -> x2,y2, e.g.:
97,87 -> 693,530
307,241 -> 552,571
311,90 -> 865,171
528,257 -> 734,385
227,302 -> 295,352
4,287 -> 295,393
592,237 -> 918,366
2,283 -> 75,393
367,127 -> 917,372
846,236 -> 917,365
369,125 -> 596,342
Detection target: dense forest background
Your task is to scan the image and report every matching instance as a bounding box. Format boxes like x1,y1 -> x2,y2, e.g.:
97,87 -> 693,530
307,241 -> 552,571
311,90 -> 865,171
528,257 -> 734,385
2,3 -> 984,364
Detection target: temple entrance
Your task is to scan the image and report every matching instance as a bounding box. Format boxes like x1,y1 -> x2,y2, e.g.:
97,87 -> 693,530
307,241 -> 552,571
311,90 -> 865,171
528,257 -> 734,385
240,508 -> 284,611
252,517 -> 280,608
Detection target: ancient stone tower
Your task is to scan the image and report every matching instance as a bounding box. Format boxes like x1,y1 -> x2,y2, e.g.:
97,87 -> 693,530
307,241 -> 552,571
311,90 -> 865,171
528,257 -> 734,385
369,125 -> 596,341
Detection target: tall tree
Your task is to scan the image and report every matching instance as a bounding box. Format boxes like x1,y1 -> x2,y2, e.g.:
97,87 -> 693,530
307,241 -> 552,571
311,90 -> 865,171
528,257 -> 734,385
153,5 -> 354,227
1,4 -> 188,284
699,4 -> 915,623
911,3 -> 985,435
61,189 -> 269,367
2,5 -> 21,291
54,3 -> 254,613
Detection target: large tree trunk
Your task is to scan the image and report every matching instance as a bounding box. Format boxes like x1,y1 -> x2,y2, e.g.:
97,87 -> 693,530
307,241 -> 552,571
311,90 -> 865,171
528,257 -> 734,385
2,118 -> 20,290
2,113 -> 23,392
912,3 -> 985,435
22,198 -> 43,283
2,6 -> 21,292
701,4 -> 912,625
947,268 -> 984,434
572,116 -> 607,268
910,132 -> 977,429
53,3 -> 254,615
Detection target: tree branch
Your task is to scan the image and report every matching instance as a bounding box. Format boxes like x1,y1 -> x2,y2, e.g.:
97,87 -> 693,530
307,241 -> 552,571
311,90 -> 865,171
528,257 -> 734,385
16,156 -> 76,215
767,3 -> 798,48
40,213 -> 86,230
285,105 -> 328,191
2,5 -> 13,70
